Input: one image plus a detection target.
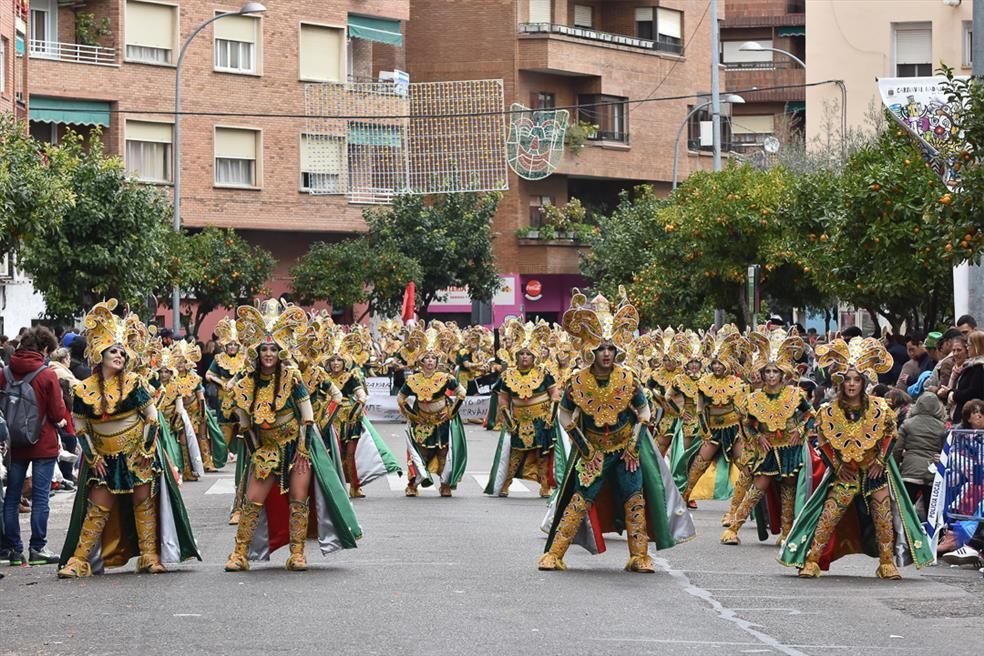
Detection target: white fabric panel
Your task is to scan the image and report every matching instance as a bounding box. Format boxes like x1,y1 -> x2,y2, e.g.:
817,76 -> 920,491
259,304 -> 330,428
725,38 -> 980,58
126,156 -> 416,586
127,120 -> 172,143
300,134 -> 345,172
731,115 -> 774,135
300,24 -> 344,81
215,127 -> 257,159
657,7 -> 682,39
722,40 -> 773,63
214,14 -> 257,43
529,0 -> 551,23
126,1 -> 176,50
895,27 -> 931,64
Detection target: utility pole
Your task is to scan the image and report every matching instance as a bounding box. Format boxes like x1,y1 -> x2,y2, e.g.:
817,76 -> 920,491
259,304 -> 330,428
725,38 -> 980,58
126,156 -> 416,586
958,0 -> 984,322
710,0 -> 722,170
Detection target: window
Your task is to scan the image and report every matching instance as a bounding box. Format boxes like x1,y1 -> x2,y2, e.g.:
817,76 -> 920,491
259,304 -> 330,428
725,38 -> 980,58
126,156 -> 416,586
299,23 -> 345,82
721,40 -> 773,67
964,22 -> 973,68
894,23 -> 931,77
1,38 -> 7,94
29,122 -> 58,144
125,1 -> 177,64
300,134 -> 345,193
214,127 -> 260,187
687,105 -> 733,151
214,14 -> 259,74
530,92 -> 555,109
528,0 -> 551,24
578,94 -> 629,143
29,0 -> 56,56
529,195 -> 553,227
730,115 -> 774,149
636,7 -> 683,53
573,5 -> 592,29
125,120 -> 173,183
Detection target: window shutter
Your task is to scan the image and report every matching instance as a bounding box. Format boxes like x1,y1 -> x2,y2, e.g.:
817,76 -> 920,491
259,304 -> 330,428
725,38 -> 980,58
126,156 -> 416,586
300,134 -> 344,173
127,120 -> 173,143
895,27 -> 930,64
657,8 -> 682,39
215,127 -> 257,159
528,0 -> 551,23
574,5 -> 592,28
722,40 -> 772,63
635,7 -> 654,22
125,1 -> 176,50
214,15 -> 257,43
300,24 -> 344,81
731,115 -> 774,135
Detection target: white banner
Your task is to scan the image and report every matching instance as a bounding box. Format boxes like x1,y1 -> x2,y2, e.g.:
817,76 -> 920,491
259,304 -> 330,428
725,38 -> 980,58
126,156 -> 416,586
365,378 -> 490,423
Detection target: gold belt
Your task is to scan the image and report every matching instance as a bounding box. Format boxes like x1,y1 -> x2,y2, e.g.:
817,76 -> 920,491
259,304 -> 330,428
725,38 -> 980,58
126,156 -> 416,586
513,398 -> 551,422
584,423 -> 634,453
708,408 -> 740,429
90,414 -> 144,456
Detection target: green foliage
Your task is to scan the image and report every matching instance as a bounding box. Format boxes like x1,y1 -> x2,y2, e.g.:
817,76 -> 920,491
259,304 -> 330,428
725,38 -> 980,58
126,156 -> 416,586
0,117 -> 75,258
290,239 -> 421,320
363,192 -> 502,312
939,67 -> 984,263
74,12 -> 112,47
564,121 -> 598,156
171,226 -> 275,337
18,131 -> 173,322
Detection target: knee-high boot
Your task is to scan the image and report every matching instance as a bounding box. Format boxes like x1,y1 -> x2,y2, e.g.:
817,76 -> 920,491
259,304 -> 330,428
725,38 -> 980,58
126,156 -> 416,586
624,493 -> 656,573
538,492 -> 589,571
779,481 -> 796,544
199,427 -> 216,472
285,499 -> 310,571
537,453 -> 553,498
723,467 -> 753,526
134,495 -> 167,573
683,452 -> 712,502
180,439 -> 198,481
720,486 -> 765,545
500,450 -> 523,497
345,446 -> 364,498
870,495 -> 901,579
438,447 -> 452,497
800,484 -> 854,578
225,500 -> 262,572
57,502 -> 112,578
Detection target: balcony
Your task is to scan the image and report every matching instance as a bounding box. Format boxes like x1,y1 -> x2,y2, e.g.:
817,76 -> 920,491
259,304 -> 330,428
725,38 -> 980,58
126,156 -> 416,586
518,23 -> 682,55
30,40 -> 117,66
725,62 -> 805,103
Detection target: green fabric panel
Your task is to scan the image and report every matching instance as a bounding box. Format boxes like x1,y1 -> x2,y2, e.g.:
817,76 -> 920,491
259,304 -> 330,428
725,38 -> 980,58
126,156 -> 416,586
347,15 -> 403,46
348,124 -> 402,147
309,425 -> 363,545
639,427 -> 676,550
157,411 -> 183,472
361,416 -> 403,473
776,26 -> 805,37
484,428 -> 507,495
29,96 -> 110,126
448,415 -> 469,488
205,408 -> 229,469
786,101 -> 806,112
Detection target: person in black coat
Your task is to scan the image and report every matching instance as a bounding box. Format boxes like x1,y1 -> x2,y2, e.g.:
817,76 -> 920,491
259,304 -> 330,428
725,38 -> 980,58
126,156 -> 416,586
949,331 -> 984,424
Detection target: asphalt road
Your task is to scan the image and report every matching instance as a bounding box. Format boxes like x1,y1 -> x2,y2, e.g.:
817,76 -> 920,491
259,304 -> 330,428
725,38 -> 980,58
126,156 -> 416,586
2,423 -> 981,656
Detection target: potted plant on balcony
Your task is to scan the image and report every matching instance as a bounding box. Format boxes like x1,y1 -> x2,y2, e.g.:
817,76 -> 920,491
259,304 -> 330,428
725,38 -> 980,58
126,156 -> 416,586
515,226 -> 539,240
75,12 -> 112,48
564,121 -> 599,156
573,222 -> 596,244
539,224 -> 558,241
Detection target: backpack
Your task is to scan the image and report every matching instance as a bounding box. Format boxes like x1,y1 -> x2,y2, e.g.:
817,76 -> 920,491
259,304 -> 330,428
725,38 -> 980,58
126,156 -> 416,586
0,365 -> 47,448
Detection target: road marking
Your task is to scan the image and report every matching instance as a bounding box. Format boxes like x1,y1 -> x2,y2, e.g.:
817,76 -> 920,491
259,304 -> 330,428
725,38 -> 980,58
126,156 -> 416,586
470,474 -> 531,494
204,479 -> 236,495
652,556 -> 811,656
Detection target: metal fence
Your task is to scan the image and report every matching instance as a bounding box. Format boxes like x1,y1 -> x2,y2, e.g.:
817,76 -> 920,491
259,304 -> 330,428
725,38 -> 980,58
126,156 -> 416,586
945,429 -> 984,522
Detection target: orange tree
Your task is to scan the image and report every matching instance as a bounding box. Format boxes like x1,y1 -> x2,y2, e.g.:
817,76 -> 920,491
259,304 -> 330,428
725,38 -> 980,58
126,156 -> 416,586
939,69 -> 984,263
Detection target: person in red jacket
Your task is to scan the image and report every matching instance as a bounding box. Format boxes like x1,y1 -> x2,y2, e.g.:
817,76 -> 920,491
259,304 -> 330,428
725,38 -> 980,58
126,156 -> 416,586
0,326 -> 68,566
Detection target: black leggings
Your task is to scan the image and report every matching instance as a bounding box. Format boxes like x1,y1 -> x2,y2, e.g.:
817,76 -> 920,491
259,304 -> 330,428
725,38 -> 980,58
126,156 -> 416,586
904,482 -> 932,520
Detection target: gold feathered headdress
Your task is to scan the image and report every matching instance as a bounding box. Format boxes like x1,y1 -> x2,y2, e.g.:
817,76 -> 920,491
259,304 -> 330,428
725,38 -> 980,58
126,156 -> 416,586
669,329 -> 709,368
816,337 -> 893,385
401,321 -> 458,367
748,329 -> 804,378
235,299 -> 308,371
548,324 -> 576,361
214,317 -> 240,347
171,339 -> 201,371
158,346 -> 177,376
703,324 -> 749,373
82,299 -> 145,365
505,319 -> 551,361
376,319 -> 404,357
124,313 -> 159,383
561,287 -> 639,364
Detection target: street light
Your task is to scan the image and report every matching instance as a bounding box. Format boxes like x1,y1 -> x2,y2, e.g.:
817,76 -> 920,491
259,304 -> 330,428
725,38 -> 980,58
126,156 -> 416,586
738,41 -> 847,161
171,2 -> 267,333
672,94 -> 744,189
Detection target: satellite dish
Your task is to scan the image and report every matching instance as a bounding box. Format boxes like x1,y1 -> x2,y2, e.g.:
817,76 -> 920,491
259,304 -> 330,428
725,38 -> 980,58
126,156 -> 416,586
763,136 -> 781,154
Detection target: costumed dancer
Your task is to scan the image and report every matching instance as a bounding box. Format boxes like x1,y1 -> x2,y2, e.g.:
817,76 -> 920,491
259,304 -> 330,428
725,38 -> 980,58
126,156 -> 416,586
648,328 -> 681,455
721,330 -> 814,545
681,327 -> 749,507
224,300 -> 361,572
485,320 -> 560,498
207,318 -> 246,522
172,341 -> 223,475
58,301 -> 200,578
539,290 -> 695,573
483,328 -> 512,431
778,337 -> 934,578
397,323 -> 468,497
666,331 -> 709,503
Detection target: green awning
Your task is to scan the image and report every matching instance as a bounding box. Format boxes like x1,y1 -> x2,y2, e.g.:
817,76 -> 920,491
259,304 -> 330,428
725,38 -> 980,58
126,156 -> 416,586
348,124 -> 402,147
786,101 -> 805,112
348,15 -> 403,47
29,96 -> 110,126
777,26 -> 805,37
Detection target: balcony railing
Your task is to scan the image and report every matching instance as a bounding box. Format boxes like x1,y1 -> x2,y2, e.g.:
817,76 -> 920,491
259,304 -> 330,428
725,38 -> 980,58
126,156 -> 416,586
30,40 -> 116,66
519,23 -> 683,55
722,59 -> 803,71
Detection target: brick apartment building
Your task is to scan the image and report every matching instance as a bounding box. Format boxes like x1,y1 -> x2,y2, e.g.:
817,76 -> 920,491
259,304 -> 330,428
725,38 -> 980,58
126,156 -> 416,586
720,0 -> 805,155
26,0 -> 409,333
406,0 -> 717,325
1,0 -> 28,119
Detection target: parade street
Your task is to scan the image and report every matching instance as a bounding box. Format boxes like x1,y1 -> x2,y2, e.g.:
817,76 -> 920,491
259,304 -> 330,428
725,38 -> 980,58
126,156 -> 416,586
0,423 -> 980,656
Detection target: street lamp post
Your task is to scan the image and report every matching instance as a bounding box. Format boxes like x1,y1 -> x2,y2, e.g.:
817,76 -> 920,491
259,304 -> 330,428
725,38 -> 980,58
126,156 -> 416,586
172,2 -> 267,334
738,41 -> 847,161
672,94 -> 745,189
